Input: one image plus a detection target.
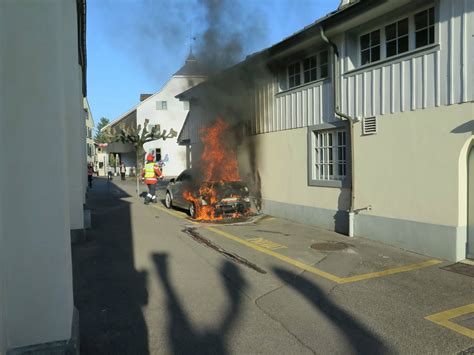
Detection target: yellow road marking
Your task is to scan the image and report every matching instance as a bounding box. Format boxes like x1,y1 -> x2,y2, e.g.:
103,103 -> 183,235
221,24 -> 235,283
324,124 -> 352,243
151,204 -> 195,222
206,227 -> 442,284
247,237 -> 287,250
338,259 -> 443,284
151,204 -> 442,284
425,304 -> 474,339
206,226 -> 342,282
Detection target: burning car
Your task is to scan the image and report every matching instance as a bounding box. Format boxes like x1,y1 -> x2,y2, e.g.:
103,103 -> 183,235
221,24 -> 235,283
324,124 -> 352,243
165,168 -> 251,220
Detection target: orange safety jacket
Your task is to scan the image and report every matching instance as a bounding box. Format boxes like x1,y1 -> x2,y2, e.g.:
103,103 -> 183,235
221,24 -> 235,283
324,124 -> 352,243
141,162 -> 162,184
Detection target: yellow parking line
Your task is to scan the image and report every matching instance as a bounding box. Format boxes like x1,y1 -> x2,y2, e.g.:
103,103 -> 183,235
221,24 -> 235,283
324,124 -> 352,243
338,259 -> 443,284
206,227 -> 342,282
151,205 -> 442,283
247,237 -> 287,250
206,226 -> 442,284
151,204 -> 190,220
425,304 -> 474,339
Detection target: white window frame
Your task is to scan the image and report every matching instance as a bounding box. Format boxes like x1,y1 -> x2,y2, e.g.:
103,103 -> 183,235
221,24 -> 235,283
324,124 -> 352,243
156,101 -> 168,110
288,61 -> 301,89
360,29 -> 381,65
414,7 -> 435,49
307,122 -> 351,188
385,17 -> 409,57
357,4 -> 437,68
287,50 -> 329,89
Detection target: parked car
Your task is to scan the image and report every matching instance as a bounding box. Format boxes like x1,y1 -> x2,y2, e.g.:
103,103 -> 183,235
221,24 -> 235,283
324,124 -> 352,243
165,169 -> 251,219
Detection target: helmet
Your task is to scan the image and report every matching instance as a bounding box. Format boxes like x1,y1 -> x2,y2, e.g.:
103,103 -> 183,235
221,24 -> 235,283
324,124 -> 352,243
146,154 -> 154,162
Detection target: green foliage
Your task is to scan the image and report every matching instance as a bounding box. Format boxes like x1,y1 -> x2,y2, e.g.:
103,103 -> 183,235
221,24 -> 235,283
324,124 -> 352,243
110,119 -> 178,171
94,117 -> 111,143
109,154 -> 117,167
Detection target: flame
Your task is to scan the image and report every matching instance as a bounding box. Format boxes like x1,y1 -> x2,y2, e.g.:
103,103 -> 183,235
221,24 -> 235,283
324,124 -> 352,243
182,117 -> 249,221
200,117 -> 240,182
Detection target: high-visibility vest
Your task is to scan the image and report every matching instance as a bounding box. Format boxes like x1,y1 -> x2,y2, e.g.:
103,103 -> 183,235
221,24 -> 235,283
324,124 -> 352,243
144,162 -> 156,179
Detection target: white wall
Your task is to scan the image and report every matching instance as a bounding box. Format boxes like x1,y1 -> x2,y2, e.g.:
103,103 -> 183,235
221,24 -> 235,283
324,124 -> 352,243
96,152 -> 109,176
138,76 -> 205,176
68,64 -> 86,229
340,0 -> 474,118
354,103 -> 473,226
85,98 -> 96,164
0,0 -> 76,350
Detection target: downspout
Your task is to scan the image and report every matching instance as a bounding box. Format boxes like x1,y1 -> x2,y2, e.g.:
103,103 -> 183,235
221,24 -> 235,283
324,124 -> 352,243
319,26 -> 356,237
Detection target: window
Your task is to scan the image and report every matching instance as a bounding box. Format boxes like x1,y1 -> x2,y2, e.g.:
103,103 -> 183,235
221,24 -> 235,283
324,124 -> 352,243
415,7 -> 435,48
358,7 -> 437,67
385,18 -> 409,57
183,101 -> 190,110
288,62 -> 301,88
314,130 -> 347,181
360,30 -> 380,65
309,126 -> 348,186
176,170 -> 191,182
303,56 -> 317,83
288,51 -> 329,89
156,101 -> 167,110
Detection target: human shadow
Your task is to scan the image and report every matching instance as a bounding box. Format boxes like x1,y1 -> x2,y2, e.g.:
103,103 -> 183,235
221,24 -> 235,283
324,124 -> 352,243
72,177 -> 149,354
152,253 -> 246,355
274,267 -> 392,355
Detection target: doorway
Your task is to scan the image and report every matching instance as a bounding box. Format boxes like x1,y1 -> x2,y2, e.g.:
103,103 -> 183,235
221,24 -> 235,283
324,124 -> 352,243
468,145 -> 474,259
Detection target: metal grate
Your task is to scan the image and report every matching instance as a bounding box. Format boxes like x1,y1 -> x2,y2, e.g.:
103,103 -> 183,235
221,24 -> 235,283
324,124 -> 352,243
363,116 -> 377,135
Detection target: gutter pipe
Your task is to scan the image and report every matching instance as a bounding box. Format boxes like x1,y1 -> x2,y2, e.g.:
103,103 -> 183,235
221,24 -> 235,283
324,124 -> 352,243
319,26 -> 356,237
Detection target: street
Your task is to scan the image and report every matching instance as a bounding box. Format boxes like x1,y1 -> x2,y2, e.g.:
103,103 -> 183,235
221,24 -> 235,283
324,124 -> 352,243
73,177 -> 474,354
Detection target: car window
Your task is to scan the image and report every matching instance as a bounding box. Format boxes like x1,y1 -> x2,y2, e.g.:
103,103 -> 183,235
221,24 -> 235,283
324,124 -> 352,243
176,170 -> 192,182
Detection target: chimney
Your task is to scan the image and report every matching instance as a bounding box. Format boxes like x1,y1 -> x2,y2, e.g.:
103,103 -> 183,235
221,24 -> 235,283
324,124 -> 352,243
140,94 -> 153,102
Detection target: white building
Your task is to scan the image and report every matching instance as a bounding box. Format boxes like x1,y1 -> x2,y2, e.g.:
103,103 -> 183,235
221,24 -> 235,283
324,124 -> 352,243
84,97 -> 96,165
0,0 -> 87,352
105,53 -> 206,176
178,0 -> 474,262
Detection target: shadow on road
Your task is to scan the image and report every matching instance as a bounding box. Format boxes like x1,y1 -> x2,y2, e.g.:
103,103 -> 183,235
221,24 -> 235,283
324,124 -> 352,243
273,267 -> 392,355
72,178 -> 150,354
152,253 -> 246,355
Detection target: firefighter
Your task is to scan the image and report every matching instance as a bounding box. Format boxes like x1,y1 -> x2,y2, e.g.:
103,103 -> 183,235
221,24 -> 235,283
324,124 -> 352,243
141,154 -> 162,204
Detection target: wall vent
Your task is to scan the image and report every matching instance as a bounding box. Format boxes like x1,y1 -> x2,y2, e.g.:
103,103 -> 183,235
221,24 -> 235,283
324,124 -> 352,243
363,116 -> 377,135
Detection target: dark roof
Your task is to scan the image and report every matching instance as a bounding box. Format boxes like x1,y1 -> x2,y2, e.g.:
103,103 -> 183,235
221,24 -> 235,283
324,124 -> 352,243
140,94 -> 153,101
173,51 -> 207,77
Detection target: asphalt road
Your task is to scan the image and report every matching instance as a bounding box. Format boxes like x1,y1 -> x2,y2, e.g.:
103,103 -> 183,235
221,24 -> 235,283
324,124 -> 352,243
73,177 -> 474,354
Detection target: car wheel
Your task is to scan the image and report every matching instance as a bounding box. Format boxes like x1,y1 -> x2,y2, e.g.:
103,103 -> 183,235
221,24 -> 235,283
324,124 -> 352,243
189,202 -> 197,219
165,192 -> 172,209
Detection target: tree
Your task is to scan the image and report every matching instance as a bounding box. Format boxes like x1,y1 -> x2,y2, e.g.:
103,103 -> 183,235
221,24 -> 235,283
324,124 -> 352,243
111,119 -> 177,193
94,117 -> 111,143
109,154 -> 117,167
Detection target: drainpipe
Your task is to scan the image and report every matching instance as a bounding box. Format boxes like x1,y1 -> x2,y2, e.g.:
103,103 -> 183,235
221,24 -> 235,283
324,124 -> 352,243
319,26 -> 356,237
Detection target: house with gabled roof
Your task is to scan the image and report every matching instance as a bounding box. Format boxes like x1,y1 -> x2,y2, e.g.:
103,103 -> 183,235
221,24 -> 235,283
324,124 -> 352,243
103,52 -> 207,176
177,0 -> 474,262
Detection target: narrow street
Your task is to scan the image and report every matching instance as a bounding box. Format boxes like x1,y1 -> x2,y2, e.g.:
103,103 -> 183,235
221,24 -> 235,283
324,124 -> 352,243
73,177 -> 474,354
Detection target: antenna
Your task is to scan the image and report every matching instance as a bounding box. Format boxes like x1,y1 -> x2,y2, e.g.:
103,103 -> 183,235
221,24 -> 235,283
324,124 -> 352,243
187,32 -> 197,61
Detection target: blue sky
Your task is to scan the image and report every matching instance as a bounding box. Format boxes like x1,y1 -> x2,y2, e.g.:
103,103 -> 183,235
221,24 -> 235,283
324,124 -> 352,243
87,0 -> 340,127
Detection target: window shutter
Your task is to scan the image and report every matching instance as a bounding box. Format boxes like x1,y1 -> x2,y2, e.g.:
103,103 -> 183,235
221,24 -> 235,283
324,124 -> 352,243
363,116 -> 377,135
